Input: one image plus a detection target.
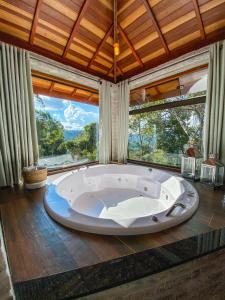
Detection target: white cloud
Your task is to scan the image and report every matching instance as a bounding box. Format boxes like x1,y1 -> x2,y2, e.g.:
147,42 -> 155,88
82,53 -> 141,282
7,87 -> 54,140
64,104 -> 85,122
62,102 -> 98,130
63,104 -> 98,130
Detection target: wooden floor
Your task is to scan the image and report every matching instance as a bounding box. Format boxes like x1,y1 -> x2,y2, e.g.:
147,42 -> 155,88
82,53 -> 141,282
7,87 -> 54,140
0,177 -> 225,284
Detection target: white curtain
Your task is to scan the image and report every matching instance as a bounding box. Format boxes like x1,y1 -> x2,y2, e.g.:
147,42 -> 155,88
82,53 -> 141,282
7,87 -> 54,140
0,43 -> 39,187
203,40 -> 225,163
99,80 -> 112,164
117,80 -> 130,163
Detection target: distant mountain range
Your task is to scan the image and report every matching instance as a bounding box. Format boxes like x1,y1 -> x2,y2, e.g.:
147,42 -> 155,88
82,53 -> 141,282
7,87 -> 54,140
64,129 -> 82,141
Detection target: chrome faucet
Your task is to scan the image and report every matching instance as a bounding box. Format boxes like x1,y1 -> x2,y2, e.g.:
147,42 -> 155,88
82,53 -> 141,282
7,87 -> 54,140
166,203 -> 186,217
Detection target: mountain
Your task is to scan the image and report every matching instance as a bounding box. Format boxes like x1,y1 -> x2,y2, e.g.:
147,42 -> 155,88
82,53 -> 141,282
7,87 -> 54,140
64,129 -> 82,141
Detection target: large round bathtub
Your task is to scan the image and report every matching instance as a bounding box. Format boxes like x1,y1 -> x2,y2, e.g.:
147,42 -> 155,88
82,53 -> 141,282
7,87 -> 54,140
44,164 -> 199,235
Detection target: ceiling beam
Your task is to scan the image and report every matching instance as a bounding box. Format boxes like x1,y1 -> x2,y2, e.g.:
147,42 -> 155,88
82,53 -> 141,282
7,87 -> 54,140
118,24 -> 143,67
71,88 -> 77,96
63,0 -> 91,58
107,64 -> 123,76
107,65 -> 113,76
117,65 -> 124,76
192,0 -> 206,40
30,0 -> 43,44
142,0 -> 170,55
49,81 -> 55,92
88,24 -> 113,68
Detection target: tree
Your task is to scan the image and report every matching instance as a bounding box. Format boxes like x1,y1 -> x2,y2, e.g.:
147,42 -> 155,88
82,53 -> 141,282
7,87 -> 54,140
62,122 -> 97,161
36,110 -> 66,157
128,102 -> 205,167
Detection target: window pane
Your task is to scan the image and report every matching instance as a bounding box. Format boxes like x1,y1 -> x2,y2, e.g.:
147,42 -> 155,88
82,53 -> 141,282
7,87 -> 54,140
179,68 -> 207,98
34,94 -> 99,169
128,103 -> 205,167
130,68 -> 207,109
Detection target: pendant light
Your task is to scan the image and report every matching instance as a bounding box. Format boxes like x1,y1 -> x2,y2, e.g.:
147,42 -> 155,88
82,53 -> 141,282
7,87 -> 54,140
113,0 -> 120,57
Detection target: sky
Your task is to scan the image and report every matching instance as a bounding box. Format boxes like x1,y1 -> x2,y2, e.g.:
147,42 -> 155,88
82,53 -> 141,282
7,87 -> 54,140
34,95 -> 99,131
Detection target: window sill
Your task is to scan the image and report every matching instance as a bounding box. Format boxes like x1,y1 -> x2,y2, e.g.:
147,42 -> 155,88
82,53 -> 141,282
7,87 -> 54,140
47,161 -> 99,176
127,159 -> 180,173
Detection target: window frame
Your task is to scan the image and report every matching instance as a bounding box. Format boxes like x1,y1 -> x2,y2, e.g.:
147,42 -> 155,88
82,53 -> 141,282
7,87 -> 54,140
128,66 -> 208,170
33,73 -> 99,173
34,94 -> 100,173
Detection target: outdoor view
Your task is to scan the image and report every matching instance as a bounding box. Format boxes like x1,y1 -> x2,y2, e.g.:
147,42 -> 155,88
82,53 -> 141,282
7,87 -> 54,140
128,69 -> 207,167
34,95 -> 99,168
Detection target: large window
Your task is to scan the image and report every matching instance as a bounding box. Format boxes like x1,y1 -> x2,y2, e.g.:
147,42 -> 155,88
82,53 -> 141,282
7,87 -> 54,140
33,73 -> 99,169
128,68 -> 207,168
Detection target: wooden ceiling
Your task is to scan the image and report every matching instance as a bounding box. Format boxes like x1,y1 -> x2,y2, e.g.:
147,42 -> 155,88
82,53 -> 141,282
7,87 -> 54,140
0,0 -> 225,82
32,70 -> 99,105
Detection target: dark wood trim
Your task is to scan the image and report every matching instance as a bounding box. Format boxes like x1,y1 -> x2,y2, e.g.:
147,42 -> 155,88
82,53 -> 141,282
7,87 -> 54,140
127,159 -> 180,173
118,24 -> 143,67
192,0 -> 206,40
142,0 -> 170,56
87,24 -> 113,68
117,65 -> 124,75
129,96 -> 206,115
0,32 -> 113,82
47,161 -> 99,175
30,0 -> 43,44
63,0 -> 91,58
107,65 -> 113,75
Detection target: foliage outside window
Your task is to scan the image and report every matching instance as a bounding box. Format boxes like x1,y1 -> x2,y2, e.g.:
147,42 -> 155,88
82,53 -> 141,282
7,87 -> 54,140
34,95 -> 99,169
128,68 -> 207,167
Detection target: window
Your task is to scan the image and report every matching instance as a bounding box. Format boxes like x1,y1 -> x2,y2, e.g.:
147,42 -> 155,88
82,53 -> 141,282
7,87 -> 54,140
128,68 -> 207,168
33,73 -> 99,169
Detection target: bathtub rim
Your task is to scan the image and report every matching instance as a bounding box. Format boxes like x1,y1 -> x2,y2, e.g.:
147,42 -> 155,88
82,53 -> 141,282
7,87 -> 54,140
44,164 -> 199,235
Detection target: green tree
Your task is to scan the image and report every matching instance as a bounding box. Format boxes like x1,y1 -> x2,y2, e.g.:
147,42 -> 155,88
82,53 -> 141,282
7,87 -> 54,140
36,110 -> 66,157
128,102 -> 205,167
62,122 -> 97,161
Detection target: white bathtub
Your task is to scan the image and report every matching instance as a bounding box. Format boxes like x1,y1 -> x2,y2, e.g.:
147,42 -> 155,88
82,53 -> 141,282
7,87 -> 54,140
44,164 -> 199,235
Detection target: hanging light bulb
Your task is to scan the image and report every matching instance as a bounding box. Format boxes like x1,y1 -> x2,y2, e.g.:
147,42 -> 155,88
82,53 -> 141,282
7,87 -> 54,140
113,0 -> 120,57
114,42 -> 120,56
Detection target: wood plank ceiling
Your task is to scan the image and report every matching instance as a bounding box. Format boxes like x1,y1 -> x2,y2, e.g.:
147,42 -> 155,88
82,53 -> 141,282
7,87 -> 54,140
0,0 -> 225,83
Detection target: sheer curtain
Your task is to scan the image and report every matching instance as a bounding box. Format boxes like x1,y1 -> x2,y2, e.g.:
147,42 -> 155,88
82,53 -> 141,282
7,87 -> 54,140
117,80 -> 130,163
99,80 -> 112,164
203,40 -> 225,163
0,43 -> 39,187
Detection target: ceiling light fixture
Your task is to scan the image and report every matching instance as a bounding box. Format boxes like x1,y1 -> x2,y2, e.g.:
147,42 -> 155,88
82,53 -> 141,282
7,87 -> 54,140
113,0 -> 120,57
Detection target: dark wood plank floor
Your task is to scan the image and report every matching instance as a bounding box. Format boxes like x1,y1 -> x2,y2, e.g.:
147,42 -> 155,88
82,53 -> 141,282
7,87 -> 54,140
1,178 -> 225,284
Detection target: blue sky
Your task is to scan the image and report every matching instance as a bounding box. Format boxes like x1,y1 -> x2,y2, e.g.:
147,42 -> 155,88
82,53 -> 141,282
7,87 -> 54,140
34,95 -> 99,131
